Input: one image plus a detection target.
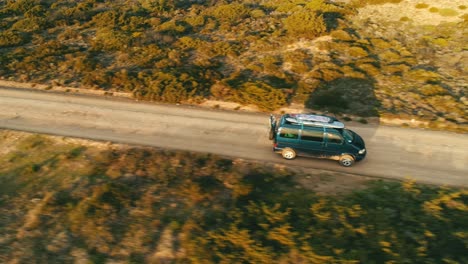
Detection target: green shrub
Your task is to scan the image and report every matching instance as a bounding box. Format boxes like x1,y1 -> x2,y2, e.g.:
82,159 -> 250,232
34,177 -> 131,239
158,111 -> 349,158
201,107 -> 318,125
92,29 -> 131,51
371,38 -> 392,50
379,50 -> 401,62
184,15 -> 205,28
415,3 -> 429,9
319,68 -> 343,82
330,30 -> 353,41
429,7 -> 439,13
233,82 -> 287,111
4,0 -> 40,14
431,37 -> 449,47
381,64 -> 410,75
347,46 -> 369,58
405,69 -> 441,83
209,3 -> 249,23
11,17 -> 46,32
438,8 -> 459,17
0,30 -> 28,47
418,84 -> 448,96
459,5 -> 467,10
400,16 -> 411,22
357,63 -> 380,78
176,36 -> 201,50
283,11 -> 326,39
351,0 -> 403,7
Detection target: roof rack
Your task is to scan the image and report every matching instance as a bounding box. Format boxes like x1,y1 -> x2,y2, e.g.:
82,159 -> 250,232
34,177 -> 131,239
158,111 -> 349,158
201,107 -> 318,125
284,113 -> 345,129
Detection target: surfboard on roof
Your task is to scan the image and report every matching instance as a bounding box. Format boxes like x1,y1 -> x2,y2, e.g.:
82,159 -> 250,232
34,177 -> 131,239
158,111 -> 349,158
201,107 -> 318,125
284,113 -> 345,129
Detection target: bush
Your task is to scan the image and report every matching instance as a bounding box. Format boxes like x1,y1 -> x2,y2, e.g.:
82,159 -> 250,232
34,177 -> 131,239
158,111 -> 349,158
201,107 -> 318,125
418,84 -> 448,96
438,8 -> 459,17
92,29 -> 131,51
209,3 -> 249,24
283,11 -> 326,39
351,0 -> 403,7
0,30 -> 28,47
11,17 -> 47,32
400,16 -> 411,22
233,82 -> 287,111
415,3 -> 429,9
331,29 -> 353,41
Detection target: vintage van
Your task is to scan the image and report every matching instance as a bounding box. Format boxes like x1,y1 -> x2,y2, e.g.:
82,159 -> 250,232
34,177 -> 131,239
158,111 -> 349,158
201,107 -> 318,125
269,114 -> 366,167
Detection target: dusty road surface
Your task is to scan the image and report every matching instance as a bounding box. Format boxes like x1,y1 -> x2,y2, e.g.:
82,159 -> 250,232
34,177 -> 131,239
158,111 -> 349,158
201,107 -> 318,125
0,87 -> 467,187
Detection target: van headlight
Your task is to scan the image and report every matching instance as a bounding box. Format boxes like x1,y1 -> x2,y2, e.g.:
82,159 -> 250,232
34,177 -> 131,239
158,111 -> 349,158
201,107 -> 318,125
358,149 -> 366,154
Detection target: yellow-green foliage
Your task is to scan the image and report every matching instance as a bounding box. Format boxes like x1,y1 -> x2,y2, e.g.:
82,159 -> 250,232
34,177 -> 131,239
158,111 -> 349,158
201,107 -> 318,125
431,37 -> 449,47
460,5 -> 467,10
283,50 -> 313,74
0,0 -> 465,119
382,64 -> 410,75
415,3 -> 429,9
371,38 -> 392,50
0,30 -> 27,47
405,69 -> 441,83
306,0 -> 344,13
208,3 -> 249,23
283,11 -> 327,39
429,7 -> 439,13
184,14 -> 205,28
342,65 -> 366,79
319,68 -> 343,81
250,9 -> 266,19
418,84 -> 448,96
426,96 -> 465,116
331,29 -> 354,41
233,82 -> 287,110
347,46 -> 369,58
351,0 -> 403,7
92,28 -> 130,51
176,36 -> 201,50
1,133 -> 467,263
400,16 -> 411,22
438,8 -> 459,17
357,63 -> 380,77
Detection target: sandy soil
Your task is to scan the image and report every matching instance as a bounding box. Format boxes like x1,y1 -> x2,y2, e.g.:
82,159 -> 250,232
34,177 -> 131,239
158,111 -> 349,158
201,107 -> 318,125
0,87 -> 467,187
356,0 -> 468,25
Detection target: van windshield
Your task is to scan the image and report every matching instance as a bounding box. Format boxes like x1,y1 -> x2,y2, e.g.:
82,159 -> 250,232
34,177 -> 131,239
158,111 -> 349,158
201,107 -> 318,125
339,129 -> 354,142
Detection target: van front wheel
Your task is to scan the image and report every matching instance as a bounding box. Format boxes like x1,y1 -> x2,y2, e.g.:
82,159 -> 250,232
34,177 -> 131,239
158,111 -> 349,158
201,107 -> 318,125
339,155 -> 355,167
282,148 -> 296,160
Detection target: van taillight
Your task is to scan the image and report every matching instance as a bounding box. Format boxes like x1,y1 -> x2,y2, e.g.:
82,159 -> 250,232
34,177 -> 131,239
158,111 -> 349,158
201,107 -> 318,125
273,143 -> 278,148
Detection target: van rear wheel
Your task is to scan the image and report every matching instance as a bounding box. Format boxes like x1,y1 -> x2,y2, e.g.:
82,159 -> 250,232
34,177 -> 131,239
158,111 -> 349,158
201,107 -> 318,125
339,155 -> 355,167
282,148 -> 296,160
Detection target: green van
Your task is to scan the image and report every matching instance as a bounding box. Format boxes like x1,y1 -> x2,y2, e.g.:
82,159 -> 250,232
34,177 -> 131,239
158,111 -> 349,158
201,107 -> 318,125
269,114 -> 366,167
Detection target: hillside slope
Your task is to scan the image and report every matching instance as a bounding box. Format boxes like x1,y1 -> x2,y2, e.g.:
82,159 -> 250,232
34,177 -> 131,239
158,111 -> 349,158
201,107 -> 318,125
1,130 -> 467,263
0,0 -> 466,130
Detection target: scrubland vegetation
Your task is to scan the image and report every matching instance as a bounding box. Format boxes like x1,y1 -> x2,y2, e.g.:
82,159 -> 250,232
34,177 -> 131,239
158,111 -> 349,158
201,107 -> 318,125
0,0 -> 466,129
0,132 -> 467,263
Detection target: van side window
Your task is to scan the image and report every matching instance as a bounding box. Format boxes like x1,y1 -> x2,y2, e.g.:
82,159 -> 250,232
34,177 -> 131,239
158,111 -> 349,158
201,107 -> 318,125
327,131 -> 343,144
279,128 -> 299,139
301,130 -> 324,142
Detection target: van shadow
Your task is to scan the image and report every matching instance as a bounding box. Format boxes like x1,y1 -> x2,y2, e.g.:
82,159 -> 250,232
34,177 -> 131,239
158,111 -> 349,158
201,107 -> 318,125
304,77 -> 381,147
305,77 -> 380,117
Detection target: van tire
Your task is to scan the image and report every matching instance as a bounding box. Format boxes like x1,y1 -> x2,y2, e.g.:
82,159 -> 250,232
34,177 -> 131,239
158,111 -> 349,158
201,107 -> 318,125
339,155 -> 355,167
282,148 -> 296,160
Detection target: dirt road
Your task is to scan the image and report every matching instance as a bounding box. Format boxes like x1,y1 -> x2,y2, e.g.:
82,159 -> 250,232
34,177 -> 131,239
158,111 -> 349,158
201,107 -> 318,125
0,87 -> 467,187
